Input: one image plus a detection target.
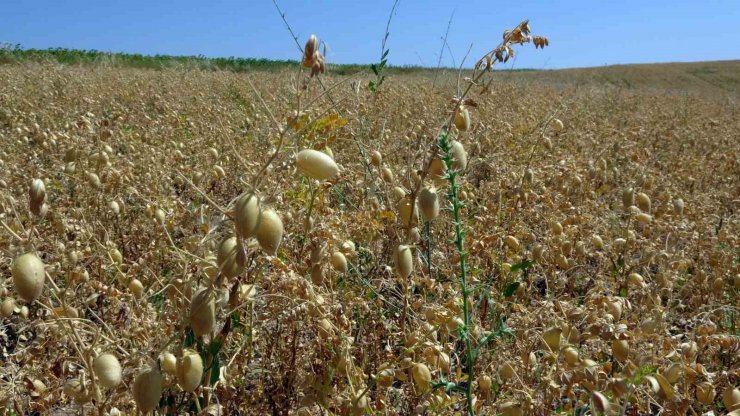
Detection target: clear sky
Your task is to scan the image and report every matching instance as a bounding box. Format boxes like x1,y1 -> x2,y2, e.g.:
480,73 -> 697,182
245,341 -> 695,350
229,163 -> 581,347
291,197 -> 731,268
2,0 -> 739,69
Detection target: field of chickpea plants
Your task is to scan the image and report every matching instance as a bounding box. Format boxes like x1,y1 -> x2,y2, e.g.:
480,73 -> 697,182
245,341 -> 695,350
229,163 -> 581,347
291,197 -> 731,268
0,22 -> 738,416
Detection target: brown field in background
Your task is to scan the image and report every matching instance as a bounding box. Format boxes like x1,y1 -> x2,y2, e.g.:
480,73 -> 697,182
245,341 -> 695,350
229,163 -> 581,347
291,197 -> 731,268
0,59 -> 738,415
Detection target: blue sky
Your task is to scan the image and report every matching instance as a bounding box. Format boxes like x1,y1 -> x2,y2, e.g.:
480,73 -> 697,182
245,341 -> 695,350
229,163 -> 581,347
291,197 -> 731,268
2,0 -> 739,69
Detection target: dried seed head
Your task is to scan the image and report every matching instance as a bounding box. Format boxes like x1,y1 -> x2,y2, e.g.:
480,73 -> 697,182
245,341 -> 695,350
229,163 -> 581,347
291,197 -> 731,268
302,34 -> 319,68
176,349 -> 204,392
622,188 -> 634,210
93,353 -> 122,388
256,209 -> 283,256
235,193 -> 261,239
418,187 -> 440,221
190,288 -> 216,337
394,244 -> 413,278
296,149 -> 339,181
217,236 -> 244,278
132,366 -> 163,413
11,253 -> 45,303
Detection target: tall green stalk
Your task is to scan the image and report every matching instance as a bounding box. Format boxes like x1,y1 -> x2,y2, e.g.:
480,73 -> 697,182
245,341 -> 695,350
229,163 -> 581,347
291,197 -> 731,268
438,132 -> 475,415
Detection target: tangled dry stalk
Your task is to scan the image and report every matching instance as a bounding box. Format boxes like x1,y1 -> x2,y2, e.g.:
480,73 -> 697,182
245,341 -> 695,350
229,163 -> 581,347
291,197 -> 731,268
0,20 -> 738,416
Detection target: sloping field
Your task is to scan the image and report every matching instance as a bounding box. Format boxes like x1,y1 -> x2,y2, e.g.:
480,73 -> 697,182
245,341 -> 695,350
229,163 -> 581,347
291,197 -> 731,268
0,58 -> 738,414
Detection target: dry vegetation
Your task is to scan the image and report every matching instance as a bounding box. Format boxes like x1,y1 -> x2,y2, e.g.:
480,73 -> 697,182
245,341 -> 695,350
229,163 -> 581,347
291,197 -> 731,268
0,22 -> 739,416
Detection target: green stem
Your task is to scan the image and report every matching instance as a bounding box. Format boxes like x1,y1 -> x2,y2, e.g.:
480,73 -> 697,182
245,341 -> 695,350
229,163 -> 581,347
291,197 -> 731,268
439,133 -> 475,416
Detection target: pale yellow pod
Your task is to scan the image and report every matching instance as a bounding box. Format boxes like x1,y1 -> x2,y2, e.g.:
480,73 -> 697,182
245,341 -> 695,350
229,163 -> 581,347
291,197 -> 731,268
696,382 -> 716,405
563,346 -> 579,365
256,209 -> 283,256
450,140 -> 468,171
29,179 -> 46,204
370,151 -> 382,166
296,149 -> 339,180
217,236 -> 244,278
381,167 -> 394,183
235,193 -> 261,239
397,197 -> 418,227
128,279 -> 144,299
723,386 -> 740,411
12,253 -> 45,303
418,187 -> 439,221
394,244 -> 413,278
622,188 -> 634,210
176,349 -> 204,392
160,352 -> 177,375
553,118 -> 564,132
504,235 -> 520,251
132,366 -> 163,413
454,106 -> 471,132
542,327 -> 562,352
331,251 -> 348,273
190,288 -> 215,337
636,192 -> 651,213
93,353 -> 122,388
411,363 -> 431,392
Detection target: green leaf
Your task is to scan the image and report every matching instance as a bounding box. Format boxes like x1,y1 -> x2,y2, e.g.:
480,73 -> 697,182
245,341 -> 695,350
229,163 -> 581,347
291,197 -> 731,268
382,49 -> 389,59
371,63 -> 378,76
380,58 -> 387,67
503,281 -> 520,298
619,286 -> 628,297
183,328 -> 196,348
209,355 -> 220,386
231,310 -> 242,329
510,259 -> 534,274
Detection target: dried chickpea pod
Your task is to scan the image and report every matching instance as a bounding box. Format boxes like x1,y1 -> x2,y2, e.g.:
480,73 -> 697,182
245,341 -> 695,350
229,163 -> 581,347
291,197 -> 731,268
394,244 -> 413,278
296,149 -> 339,181
176,349 -> 204,392
190,288 -> 215,337
256,209 -> 283,255
411,363 -> 432,392
133,365 -> 163,413
12,253 -> 45,303
454,106 -> 471,132
398,196 -> 418,227
217,236 -> 244,278
418,187 -> 439,221
369,150 -> 382,166
331,251 -> 348,273
93,353 -> 122,388
235,193 -> 261,239
636,192 -> 651,213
